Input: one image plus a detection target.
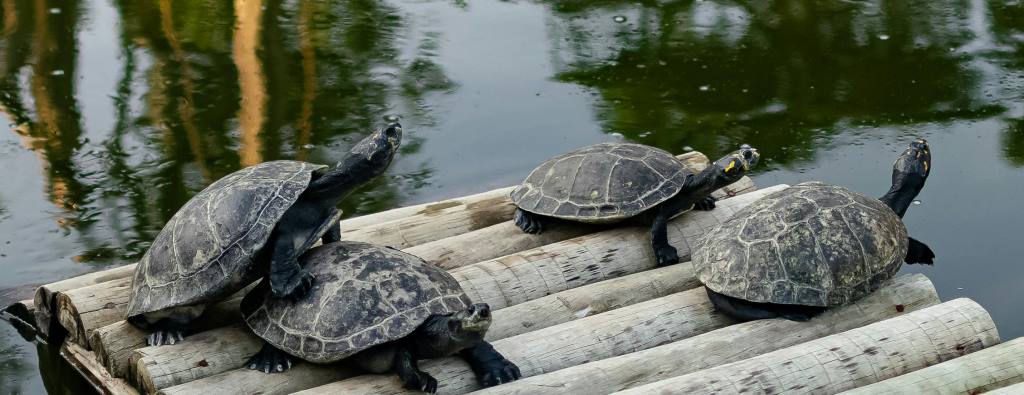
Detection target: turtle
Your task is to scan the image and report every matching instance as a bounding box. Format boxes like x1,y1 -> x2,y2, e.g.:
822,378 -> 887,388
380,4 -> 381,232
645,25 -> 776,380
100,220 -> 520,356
125,123 -> 403,346
693,139 -> 935,321
241,241 -> 521,393
511,143 -> 760,266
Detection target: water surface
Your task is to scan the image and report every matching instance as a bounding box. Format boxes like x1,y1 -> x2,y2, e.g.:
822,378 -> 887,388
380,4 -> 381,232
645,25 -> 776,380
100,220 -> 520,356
1,0 -> 1022,393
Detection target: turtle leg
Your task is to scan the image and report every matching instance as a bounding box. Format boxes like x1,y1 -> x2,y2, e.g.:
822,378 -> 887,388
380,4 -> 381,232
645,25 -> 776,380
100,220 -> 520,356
130,306 -> 203,346
322,218 -> 341,244
513,208 -> 545,234
460,341 -> 521,388
394,347 -> 438,393
650,210 -> 679,266
693,195 -> 717,211
246,343 -> 294,373
904,237 -> 935,265
267,232 -> 315,300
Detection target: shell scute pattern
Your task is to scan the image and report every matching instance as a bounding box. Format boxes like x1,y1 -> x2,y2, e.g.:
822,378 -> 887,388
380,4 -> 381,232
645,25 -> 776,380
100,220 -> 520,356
127,161 -> 324,317
242,241 -> 470,363
694,182 -> 908,306
510,143 -> 693,223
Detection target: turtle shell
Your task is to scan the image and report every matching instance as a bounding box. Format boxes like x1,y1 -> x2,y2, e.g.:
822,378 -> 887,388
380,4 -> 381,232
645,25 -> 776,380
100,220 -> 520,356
693,182 -> 908,307
510,143 -> 694,223
241,241 -> 471,363
126,161 -> 331,318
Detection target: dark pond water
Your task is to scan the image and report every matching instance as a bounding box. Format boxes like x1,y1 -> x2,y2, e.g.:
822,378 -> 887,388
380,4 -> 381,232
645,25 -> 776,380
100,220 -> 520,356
1,0 -> 1022,393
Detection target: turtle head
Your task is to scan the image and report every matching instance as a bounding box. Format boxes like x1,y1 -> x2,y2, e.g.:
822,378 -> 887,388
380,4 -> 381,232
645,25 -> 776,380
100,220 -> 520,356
708,144 -> 760,186
449,303 -> 492,339
881,138 -> 931,218
342,122 -> 403,178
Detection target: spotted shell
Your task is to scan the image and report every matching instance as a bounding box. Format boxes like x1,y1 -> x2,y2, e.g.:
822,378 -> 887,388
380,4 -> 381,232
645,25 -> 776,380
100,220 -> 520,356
510,143 -> 696,223
241,241 -> 471,363
126,161 -> 333,318
693,182 -> 908,307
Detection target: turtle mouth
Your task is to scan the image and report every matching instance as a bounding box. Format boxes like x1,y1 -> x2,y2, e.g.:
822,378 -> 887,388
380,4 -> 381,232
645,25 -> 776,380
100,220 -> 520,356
459,303 -> 492,333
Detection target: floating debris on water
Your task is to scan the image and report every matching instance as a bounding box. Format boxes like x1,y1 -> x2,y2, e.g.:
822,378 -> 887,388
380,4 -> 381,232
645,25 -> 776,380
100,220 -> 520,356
912,200 -> 922,205
302,144 -> 315,149
878,34 -> 890,40
612,15 -> 627,23
682,146 -> 694,152
383,114 -> 400,123
49,7 -> 60,14
609,132 -> 624,139
699,85 -> 710,92
50,70 -> 65,76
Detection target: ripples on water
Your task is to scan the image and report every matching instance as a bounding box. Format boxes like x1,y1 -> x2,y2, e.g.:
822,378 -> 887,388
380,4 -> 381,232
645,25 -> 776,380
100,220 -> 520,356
0,0 -> 1022,393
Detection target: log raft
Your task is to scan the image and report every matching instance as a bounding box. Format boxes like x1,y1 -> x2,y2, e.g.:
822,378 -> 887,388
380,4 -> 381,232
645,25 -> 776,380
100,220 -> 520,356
1,151 -> 1016,395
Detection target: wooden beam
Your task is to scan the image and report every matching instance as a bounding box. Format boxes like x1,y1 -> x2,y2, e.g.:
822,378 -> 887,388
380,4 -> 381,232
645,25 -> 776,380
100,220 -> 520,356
473,274 -> 939,395
613,298 -> 999,395
56,277 -> 132,345
61,342 -> 140,395
840,337 -> 1024,395
34,264 -> 136,338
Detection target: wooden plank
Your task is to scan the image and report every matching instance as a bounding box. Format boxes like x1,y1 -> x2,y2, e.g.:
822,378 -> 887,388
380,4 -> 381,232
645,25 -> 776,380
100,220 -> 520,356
61,341 -> 140,395
295,273 -> 941,395
451,185 -> 785,309
34,264 -> 136,338
339,187 -> 515,233
986,381 -> 1024,394
473,274 -> 939,395
840,337 -> 1024,395
613,298 -> 1000,395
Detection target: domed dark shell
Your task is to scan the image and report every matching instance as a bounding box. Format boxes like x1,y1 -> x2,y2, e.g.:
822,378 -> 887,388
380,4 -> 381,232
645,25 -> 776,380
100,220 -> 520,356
510,143 -> 694,223
241,241 -> 471,363
126,161 -> 327,318
693,182 -> 908,307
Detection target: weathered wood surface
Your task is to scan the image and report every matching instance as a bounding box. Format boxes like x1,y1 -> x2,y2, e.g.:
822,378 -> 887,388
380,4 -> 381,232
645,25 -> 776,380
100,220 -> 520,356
2,299 -> 36,335
129,323 -> 263,394
985,381 -> 1024,394
34,264 -> 136,338
840,337 -> 1024,395
472,274 -> 938,395
486,263 -> 699,341
613,298 -> 1000,395
340,187 -> 515,233
411,176 -> 754,271
57,277 -> 133,345
91,296 -> 246,378
157,363 -> 358,395
62,342 -> 140,395
451,185 -> 785,309
341,152 -> 710,250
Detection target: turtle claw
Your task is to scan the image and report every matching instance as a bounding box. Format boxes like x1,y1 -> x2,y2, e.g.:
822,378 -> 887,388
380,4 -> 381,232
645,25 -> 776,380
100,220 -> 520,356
655,245 -> 679,266
271,267 -> 315,301
402,371 -> 438,393
514,208 -> 544,234
246,344 -> 294,374
694,196 -> 717,211
477,358 -> 521,387
147,330 -> 185,346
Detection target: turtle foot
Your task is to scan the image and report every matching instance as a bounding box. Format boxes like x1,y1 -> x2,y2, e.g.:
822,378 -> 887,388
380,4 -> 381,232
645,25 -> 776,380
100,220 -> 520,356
654,245 -> 679,266
694,195 -> 717,211
476,358 -> 521,388
246,344 -> 294,374
271,267 -> 315,301
401,371 -> 438,393
147,330 -> 185,346
514,208 -> 544,234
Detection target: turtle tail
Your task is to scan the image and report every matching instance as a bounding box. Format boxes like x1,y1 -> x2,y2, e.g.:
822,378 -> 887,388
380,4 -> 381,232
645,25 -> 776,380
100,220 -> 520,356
904,237 -> 935,265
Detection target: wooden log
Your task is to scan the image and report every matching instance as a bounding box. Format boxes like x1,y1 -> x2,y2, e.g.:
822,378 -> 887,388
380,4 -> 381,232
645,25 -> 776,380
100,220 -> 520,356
57,277 -> 133,345
410,176 -> 754,271
342,152 -> 710,250
2,299 -> 36,335
486,263 -> 698,341
129,323 -> 263,394
156,262 -> 704,395
840,337 -> 1024,395
340,187 -> 515,233
61,342 -> 140,395
34,264 -> 136,338
472,274 -> 939,395
451,184 -> 786,309
986,381 -> 1024,394
613,298 -> 1000,395
90,296 -> 246,378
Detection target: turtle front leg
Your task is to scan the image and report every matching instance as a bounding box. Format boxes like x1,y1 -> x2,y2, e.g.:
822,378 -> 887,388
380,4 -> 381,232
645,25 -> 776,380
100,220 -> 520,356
693,195 -> 717,211
650,211 -> 679,266
322,218 -> 341,244
394,347 -> 438,393
268,233 -> 315,300
246,343 -> 294,373
513,208 -> 545,234
460,341 -> 521,387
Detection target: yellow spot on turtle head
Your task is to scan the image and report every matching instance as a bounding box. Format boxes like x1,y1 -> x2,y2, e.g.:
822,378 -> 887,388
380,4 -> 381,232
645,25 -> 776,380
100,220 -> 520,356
724,160 -> 737,173
923,161 -> 928,172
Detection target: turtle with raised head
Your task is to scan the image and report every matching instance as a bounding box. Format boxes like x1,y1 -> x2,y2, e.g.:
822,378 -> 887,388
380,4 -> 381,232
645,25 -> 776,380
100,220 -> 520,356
242,241 -> 521,393
694,139 -> 934,321
511,143 -> 760,266
125,124 -> 403,346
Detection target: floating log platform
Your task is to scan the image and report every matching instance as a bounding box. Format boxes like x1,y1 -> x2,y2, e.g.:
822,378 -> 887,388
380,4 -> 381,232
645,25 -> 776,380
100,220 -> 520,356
4,150 -> 1020,395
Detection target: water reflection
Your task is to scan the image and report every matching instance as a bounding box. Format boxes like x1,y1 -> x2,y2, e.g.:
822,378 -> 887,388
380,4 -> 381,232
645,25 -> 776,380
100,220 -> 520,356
545,0 -> 1008,163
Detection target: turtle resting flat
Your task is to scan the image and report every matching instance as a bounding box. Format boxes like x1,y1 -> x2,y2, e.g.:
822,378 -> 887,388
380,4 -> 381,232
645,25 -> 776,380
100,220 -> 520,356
125,124 -> 402,346
242,241 -> 520,393
694,139 -> 934,321
511,143 -> 760,266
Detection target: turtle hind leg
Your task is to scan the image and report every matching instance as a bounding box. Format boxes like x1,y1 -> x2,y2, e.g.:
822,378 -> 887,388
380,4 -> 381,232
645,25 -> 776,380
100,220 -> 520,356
246,343 -> 294,374
705,288 -> 825,322
693,195 -> 717,211
905,237 -> 935,265
513,208 -> 545,234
